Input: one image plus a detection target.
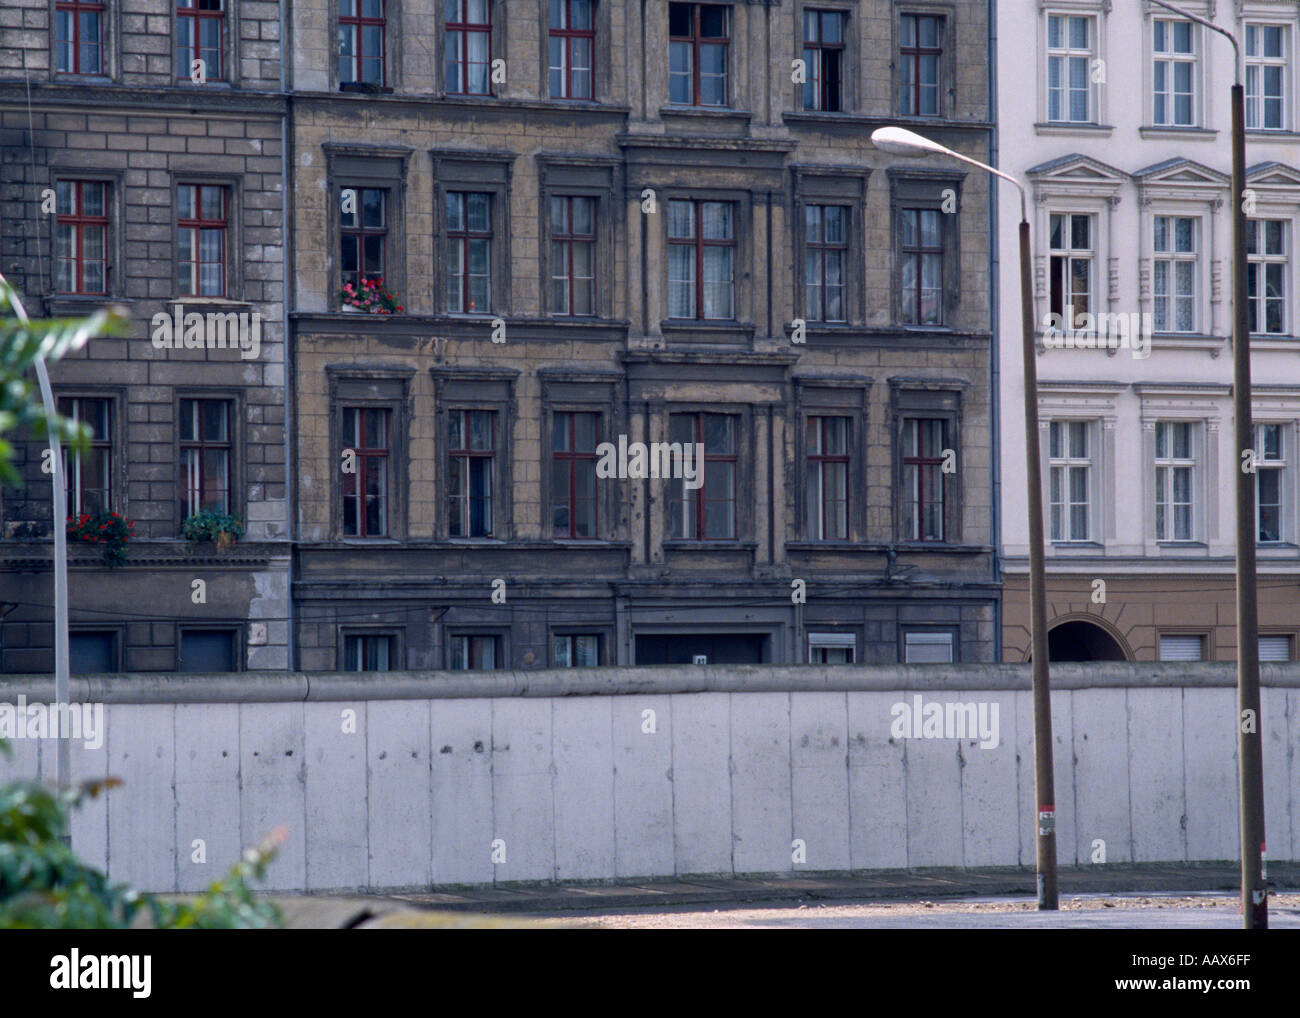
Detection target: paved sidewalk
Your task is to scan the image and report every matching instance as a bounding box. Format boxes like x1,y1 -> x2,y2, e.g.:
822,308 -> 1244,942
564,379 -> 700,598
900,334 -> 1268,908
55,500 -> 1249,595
269,862 -> 1300,927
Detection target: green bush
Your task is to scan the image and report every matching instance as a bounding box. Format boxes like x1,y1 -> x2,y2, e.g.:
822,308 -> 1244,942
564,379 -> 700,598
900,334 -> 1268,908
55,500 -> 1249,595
181,510 -> 245,551
0,740 -> 283,929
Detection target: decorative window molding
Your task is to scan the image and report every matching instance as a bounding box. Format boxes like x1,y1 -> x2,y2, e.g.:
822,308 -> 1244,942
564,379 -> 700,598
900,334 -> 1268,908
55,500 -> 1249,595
430,366 -> 519,540
431,150 -> 514,317
1036,0 -> 1111,130
326,367 -> 414,541
323,145 -> 411,310
536,156 -> 618,320
791,166 -> 869,328
887,169 -> 965,327
1037,382 -> 1123,545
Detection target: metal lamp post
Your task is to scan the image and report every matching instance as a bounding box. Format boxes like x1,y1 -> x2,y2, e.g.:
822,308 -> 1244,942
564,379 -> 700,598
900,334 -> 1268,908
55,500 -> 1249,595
1149,0 -> 1266,930
871,127 -> 1059,909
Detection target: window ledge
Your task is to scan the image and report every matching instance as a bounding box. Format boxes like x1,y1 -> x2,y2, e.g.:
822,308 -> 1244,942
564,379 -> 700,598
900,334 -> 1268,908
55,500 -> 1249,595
784,112 -> 995,130
1246,336 -> 1299,351
1050,541 -> 1105,550
339,83 -> 395,94
1245,129 -> 1300,138
660,105 -> 751,119
1139,126 -> 1218,139
1155,541 -> 1208,550
1034,122 -> 1115,136
165,297 -> 255,310
663,540 -> 757,550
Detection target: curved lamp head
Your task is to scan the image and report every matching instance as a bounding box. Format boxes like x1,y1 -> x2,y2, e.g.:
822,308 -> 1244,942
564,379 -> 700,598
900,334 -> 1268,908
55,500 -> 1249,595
869,126 -> 954,159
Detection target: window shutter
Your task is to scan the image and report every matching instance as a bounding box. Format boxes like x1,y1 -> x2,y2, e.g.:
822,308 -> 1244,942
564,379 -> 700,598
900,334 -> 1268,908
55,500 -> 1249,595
1158,635 -> 1203,661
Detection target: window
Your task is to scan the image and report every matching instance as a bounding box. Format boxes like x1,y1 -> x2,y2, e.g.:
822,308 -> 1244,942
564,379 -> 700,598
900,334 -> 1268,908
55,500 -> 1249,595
54,181 -> 107,295
902,418 -> 946,541
180,399 -> 231,516
669,3 -> 729,106
898,207 -> 942,325
1259,635 -> 1291,661
57,397 -> 111,516
341,407 -> 389,537
1049,421 -> 1090,542
1153,215 -> 1196,332
177,0 -> 224,80
806,415 -> 848,540
448,409 -> 495,537
804,204 -> 846,322
1049,212 -> 1092,326
340,0 -> 386,86
552,411 -> 598,538
340,187 -> 387,294
550,196 -> 595,316
809,632 -> 855,664
668,200 -> 734,320
1152,18 -> 1197,126
899,13 -> 942,116
803,9 -> 845,112
176,184 -> 226,298
450,634 -> 499,669
1159,634 -> 1203,661
1046,14 -> 1092,122
55,0 -> 104,75
549,0 -> 594,99
445,191 -> 492,313
179,629 -> 237,672
344,634 -> 394,671
904,630 -> 954,663
554,633 -> 599,667
668,412 -> 736,539
1255,423 -> 1284,543
69,631 -> 116,674
445,0 -> 491,95
1247,219 -> 1287,335
1154,421 -> 1195,541
1245,23 -> 1286,130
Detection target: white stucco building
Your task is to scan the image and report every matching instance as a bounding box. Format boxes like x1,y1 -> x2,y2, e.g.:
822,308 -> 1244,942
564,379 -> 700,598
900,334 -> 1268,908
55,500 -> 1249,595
996,0 -> 1300,662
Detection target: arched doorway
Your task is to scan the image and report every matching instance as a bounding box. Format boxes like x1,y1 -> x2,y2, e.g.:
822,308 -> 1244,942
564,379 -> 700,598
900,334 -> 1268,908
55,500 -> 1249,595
1047,619 -> 1129,662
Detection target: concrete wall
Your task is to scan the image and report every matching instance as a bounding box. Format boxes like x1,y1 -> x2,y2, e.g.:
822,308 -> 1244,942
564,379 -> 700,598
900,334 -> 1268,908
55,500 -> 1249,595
2,662 -> 1296,892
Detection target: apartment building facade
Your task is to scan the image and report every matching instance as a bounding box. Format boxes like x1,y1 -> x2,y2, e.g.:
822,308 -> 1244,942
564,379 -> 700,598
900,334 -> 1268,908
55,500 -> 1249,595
998,0 -> 1300,662
0,0 -> 292,672
287,0 -> 1001,670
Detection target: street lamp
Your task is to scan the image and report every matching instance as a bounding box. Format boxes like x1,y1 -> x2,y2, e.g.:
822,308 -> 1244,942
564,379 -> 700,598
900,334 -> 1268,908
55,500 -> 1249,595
1149,0 -> 1266,931
871,126 -> 1059,910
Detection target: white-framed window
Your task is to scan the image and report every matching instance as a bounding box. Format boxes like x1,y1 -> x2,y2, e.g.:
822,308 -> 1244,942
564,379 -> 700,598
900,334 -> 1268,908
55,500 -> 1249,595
1049,420 -> 1091,542
808,631 -> 855,664
1247,218 -> 1288,335
1046,13 -> 1094,123
1159,634 -> 1204,660
1254,422 -> 1285,543
1152,18 -> 1198,126
1245,22 -> 1288,131
1153,215 -> 1197,333
1049,212 -> 1093,325
1154,420 -> 1196,541
903,630 -> 954,663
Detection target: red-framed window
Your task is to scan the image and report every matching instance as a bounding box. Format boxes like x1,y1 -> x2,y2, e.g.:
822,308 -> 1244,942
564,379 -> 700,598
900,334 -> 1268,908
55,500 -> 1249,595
668,411 -> 736,540
342,407 -> 389,537
180,398 -> 232,516
445,191 -> 491,313
899,13 -> 943,116
57,397 -> 112,516
667,199 -> 734,320
340,186 -> 386,294
176,0 -> 224,81
448,409 -> 495,537
802,9 -> 845,112
902,417 -> 946,541
177,184 -> 227,297
899,207 -> 943,325
669,3 -> 729,106
445,0 -> 491,95
805,204 -> 847,322
55,0 -> 104,75
551,411 -> 599,538
550,195 -> 595,316
340,0 -> 386,85
54,180 -> 108,295
807,415 -> 849,540
549,0 -> 594,99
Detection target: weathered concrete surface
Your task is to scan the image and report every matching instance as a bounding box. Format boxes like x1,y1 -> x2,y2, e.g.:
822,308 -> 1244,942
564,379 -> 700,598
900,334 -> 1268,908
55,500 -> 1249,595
1,664 -> 1297,893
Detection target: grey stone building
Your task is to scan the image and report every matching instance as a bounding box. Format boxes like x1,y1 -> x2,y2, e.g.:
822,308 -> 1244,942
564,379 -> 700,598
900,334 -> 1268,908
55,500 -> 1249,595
287,0 -> 999,669
0,0 -> 291,672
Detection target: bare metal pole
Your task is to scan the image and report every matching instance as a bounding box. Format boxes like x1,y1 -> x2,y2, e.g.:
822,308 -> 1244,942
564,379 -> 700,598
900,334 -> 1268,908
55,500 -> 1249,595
1149,0 -> 1265,930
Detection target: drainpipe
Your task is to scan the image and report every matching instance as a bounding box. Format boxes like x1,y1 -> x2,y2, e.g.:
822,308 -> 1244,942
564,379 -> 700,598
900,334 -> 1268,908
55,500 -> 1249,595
987,0 -> 1003,662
